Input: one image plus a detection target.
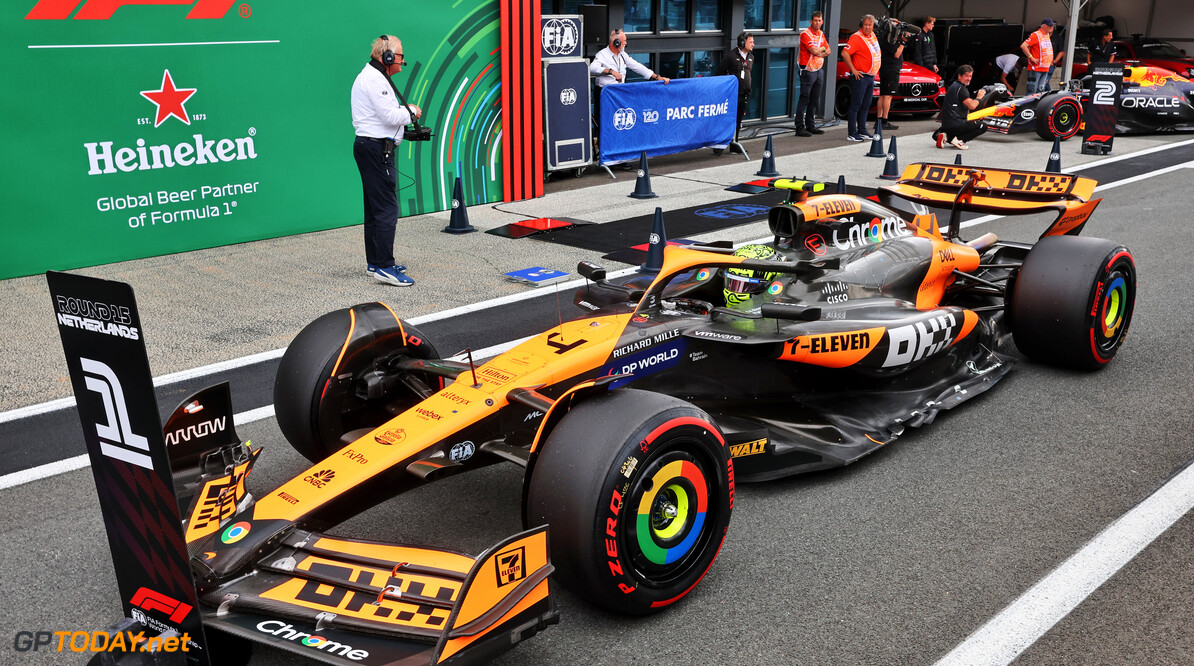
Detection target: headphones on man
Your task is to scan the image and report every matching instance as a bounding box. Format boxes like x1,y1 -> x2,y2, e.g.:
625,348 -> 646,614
612,29 -> 622,49
737,32 -> 751,48
380,34 -> 395,66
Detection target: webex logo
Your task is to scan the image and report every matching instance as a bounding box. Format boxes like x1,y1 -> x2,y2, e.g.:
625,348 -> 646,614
27,0 -> 238,20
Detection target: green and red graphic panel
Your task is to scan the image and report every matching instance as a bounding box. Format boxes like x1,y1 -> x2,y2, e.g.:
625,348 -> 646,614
2,0 -> 506,279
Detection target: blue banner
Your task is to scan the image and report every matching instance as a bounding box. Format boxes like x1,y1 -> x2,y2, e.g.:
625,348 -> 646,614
599,76 -> 738,165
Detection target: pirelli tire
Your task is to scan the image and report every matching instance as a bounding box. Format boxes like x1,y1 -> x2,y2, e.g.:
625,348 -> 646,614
526,389 -> 733,614
1035,93 -> 1083,140
1009,236 -> 1136,370
273,303 -> 442,462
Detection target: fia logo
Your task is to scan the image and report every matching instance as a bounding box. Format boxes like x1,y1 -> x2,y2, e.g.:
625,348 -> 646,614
613,107 -> 637,131
81,358 -> 154,470
449,441 -> 475,463
541,18 -> 579,56
560,88 -> 577,105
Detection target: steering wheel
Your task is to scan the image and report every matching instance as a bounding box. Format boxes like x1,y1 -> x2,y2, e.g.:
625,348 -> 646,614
663,298 -> 715,315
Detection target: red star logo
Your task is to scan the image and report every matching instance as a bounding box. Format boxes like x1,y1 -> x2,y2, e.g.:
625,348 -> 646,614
140,70 -> 197,128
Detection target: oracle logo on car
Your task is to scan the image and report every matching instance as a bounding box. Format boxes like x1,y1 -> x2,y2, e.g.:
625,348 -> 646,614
27,0 -> 238,20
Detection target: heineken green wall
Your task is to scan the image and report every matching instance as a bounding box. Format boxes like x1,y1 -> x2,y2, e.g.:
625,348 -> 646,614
2,1 -> 503,279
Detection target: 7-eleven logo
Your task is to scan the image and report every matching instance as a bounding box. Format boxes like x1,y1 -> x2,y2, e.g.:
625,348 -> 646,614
27,0 -> 237,20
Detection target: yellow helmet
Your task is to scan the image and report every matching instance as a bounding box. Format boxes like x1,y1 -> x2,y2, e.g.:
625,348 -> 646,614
723,244 -> 779,306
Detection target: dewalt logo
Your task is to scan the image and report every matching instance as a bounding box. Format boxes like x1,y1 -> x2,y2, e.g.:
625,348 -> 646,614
27,0 -> 238,20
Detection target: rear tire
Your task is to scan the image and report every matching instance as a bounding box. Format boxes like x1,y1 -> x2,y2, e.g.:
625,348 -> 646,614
273,304 -> 442,462
1035,93 -> 1083,140
1009,236 -> 1136,369
526,389 -> 733,614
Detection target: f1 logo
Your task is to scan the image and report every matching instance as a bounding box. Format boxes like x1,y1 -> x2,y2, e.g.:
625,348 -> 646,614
495,546 -> 526,587
130,587 -> 193,623
27,0 -> 236,20
81,357 -> 153,470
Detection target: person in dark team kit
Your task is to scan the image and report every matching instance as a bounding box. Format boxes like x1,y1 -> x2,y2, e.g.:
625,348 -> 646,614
350,34 -> 422,287
933,64 -> 987,150
716,31 -> 755,148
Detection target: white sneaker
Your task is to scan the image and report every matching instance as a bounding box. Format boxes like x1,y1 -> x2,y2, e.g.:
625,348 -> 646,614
950,137 -> 968,150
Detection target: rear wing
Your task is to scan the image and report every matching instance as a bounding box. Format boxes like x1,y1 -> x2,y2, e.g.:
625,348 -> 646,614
879,162 -> 1102,239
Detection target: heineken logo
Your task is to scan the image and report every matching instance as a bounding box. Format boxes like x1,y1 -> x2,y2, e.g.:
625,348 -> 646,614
140,70 -> 196,128
83,70 -> 257,175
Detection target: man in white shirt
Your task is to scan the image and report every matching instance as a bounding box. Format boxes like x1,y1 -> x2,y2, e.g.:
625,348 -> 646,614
351,34 -> 422,287
588,29 -> 669,127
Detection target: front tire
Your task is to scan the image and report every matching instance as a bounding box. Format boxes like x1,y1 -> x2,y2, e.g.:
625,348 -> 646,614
273,303 -> 442,462
526,389 -> 733,614
1009,236 -> 1136,369
1035,93 -> 1083,140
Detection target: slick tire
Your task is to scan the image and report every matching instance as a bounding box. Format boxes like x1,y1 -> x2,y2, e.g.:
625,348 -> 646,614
273,303 -> 441,462
834,81 -> 851,119
1009,236 -> 1136,370
526,389 -> 733,614
1035,93 -> 1083,140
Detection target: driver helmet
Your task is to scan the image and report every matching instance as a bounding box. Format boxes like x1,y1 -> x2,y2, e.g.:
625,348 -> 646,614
723,244 -> 780,307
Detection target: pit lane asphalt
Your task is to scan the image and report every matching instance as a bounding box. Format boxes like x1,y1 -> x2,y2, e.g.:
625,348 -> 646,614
2,124 -> 1192,665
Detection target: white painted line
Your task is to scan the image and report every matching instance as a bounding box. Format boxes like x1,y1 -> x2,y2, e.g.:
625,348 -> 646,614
29,40 -> 281,49
0,454 -> 90,491
936,460 -> 1194,666
0,338 -> 523,490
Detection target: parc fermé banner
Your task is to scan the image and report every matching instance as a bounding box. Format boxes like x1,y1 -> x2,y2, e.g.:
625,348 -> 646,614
2,0 -> 503,279
599,75 -> 738,165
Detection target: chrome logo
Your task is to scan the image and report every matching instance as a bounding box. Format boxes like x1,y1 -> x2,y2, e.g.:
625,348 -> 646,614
221,521 -> 250,544
695,268 -> 712,281
767,282 -> 783,295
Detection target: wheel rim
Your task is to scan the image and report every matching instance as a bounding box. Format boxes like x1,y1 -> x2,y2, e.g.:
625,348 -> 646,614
1054,101 -> 1080,137
1092,260 -> 1134,357
627,447 -> 717,584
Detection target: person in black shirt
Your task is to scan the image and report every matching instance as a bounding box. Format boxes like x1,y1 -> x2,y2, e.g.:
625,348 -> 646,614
908,16 -> 938,74
1087,29 -> 1117,64
932,64 -> 987,149
716,32 -> 755,150
874,18 -> 905,130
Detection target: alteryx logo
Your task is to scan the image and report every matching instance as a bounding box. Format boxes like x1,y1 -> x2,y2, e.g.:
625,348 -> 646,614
27,0 -> 238,20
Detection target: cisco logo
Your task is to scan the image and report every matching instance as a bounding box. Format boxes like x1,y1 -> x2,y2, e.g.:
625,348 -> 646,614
613,108 -> 637,131
560,88 -> 577,105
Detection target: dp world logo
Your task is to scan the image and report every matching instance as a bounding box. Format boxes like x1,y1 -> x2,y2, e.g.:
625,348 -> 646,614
560,88 -> 577,105
542,18 -> 579,56
612,108 -> 637,131
695,204 -> 770,220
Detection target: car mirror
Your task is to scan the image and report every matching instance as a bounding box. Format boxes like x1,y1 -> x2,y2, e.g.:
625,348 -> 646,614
761,303 -> 822,321
578,261 -> 606,282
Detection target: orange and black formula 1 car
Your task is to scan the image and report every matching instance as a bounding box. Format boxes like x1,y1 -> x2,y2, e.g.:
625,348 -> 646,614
49,163 -> 1134,666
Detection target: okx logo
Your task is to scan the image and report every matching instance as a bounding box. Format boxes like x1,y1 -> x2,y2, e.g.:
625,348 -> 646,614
81,358 -> 153,470
27,0 -> 238,20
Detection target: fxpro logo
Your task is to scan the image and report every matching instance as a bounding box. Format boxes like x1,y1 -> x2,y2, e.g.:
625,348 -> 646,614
84,70 -> 258,176
27,0 -> 239,20
81,358 -> 154,470
255,621 -> 369,661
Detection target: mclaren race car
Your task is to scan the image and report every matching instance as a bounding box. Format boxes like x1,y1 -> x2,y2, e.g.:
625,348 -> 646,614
50,163 -> 1135,666
969,65 -> 1194,139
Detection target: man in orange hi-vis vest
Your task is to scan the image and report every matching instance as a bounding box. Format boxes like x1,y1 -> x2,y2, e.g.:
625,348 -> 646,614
843,14 -> 881,142
794,11 -> 830,137
1022,18 -> 1063,94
